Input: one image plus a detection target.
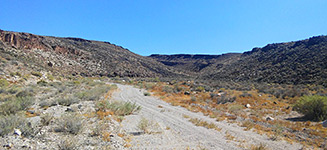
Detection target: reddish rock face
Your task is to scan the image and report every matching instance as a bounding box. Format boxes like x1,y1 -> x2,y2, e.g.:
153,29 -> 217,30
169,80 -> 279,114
0,30 -> 47,50
0,30 -> 180,78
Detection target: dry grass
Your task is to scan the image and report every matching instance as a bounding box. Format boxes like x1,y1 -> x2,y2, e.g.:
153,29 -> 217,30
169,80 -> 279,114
189,118 -> 221,131
137,117 -> 151,133
241,120 -> 255,131
131,81 -> 327,148
96,100 -> 141,116
251,143 -> 268,150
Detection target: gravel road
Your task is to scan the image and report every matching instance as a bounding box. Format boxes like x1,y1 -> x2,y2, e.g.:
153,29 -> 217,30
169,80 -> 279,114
114,84 -> 302,150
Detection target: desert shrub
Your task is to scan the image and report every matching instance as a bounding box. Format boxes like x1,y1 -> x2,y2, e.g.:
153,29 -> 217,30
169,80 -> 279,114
55,113 -> 83,135
31,71 -> 42,77
16,89 -> 34,98
240,92 -> 253,98
7,86 -> 20,94
0,114 -> 38,137
270,124 -> 283,141
47,74 -> 55,81
75,85 -> 112,101
137,117 -> 150,133
216,95 -> 236,104
0,114 -> 22,136
144,83 -> 154,90
10,72 -> 21,77
39,100 -> 57,108
37,80 -> 48,86
196,86 -> 205,92
57,96 -> 79,106
0,79 -> 9,87
189,118 -> 218,130
251,143 -> 267,150
96,101 -> 141,116
241,120 -> 255,130
143,92 -> 151,96
163,86 -> 174,93
41,113 -> 54,126
293,95 -> 327,121
191,96 -> 197,102
0,96 -> 33,115
58,138 -> 77,150
228,104 -> 243,114
173,85 -> 184,93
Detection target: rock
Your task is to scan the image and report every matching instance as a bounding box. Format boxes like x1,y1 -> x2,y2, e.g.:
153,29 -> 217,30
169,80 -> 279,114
3,143 -> 13,148
184,91 -> 190,95
266,116 -> 274,121
245,104 -> 251,108
322,120 -> 327,127
65,107 -> 74,112
27,110 -> 35,114
14,128 -> 22,136
27,116 -> 41,127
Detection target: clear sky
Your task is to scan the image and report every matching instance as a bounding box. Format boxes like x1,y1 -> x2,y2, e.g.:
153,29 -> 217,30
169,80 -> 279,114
0,0 -> 326,56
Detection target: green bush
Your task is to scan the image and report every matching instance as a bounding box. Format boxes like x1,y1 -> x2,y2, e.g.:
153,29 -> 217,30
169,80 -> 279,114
144,92 -> 151,96
0,79 -> 9,87
97,101 -> 141,116
57,96 -> 79,106
0,114 -> 38,137
75,85 -> 114,101
55,113 -> 83,135
37,80 -> 48,86
31,71 -> 42,77
293,95 -> 327,121
0,96 -> 33,115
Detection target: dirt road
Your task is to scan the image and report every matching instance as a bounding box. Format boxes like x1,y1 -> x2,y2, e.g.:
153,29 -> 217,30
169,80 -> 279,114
113,84 -> 301,150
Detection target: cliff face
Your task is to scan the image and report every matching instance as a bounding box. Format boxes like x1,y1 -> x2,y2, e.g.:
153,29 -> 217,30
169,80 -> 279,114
0,30 -> 184,78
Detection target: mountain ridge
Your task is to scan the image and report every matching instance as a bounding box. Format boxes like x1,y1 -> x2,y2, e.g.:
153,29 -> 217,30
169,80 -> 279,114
1,29 -> 327,86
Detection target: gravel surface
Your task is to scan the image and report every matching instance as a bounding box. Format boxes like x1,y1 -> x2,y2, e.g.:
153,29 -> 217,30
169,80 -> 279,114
115,84 -> 303,150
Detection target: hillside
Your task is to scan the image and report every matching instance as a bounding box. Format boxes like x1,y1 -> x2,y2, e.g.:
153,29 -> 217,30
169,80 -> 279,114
149,53 -> 241,75
1,29 -> 327,86
150,36 -> 327,86
0,30 -> 184,78
200,36 -> 327,86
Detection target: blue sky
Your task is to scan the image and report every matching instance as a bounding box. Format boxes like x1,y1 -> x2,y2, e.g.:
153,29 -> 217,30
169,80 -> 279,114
0,0 -> 326,56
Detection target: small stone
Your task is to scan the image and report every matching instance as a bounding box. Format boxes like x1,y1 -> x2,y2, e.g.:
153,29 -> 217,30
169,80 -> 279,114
14,128 -> 22,136
266,116 -> 274,121
184,91 -> 190,95
322,120 -> 327,128
245,104 -> 251,108
27,110 -> 35,114
65,107 -> 74,112
78,104 -> 82,109
3,143 -> 13,148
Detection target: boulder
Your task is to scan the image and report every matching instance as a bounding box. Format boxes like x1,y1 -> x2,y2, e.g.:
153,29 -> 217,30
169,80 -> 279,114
266,116 -> 274,121
323,120 -> 327,128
